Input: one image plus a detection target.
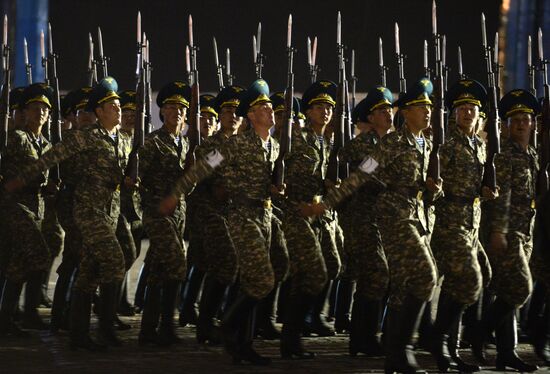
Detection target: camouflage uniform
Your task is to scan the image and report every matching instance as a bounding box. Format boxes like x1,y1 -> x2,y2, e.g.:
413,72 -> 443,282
139,127 -> 189,285
488,139 -> 538,307
430,127 -> 491,305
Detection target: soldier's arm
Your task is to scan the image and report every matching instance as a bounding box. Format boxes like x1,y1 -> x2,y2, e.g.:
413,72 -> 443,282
489,152 -> 511,234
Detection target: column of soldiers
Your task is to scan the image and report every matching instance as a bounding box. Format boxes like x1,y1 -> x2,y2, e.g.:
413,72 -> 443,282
0,17 -> 549,374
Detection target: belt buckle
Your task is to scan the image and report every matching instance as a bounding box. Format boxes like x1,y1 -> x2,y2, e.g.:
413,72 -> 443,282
473,197 -> 480,206
416,190 -> 423,201
531,199 -> 536,209
264,199 -> 272,209
313,195 -> 322,204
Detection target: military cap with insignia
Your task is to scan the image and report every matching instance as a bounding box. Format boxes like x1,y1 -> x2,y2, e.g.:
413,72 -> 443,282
118,90 -> 137,111
73,87 -> 93,112
236,79 -> 271,117
352,86 -> 394,123
60,90 -> 77,117
9,86 -> 25,111
498,89 -> 541,120
446,79 -> 487,110
20,83 -> 54,109
200,94 -> 218,118
270,91 -> 302,118
301,80 -> 337,112
86,77 -> 120,112
394,78 -> 433,108
156,81 -> 192,108
215,85 -> 245,113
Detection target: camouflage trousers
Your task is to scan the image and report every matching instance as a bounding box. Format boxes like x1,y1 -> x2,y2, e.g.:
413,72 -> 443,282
56,189 -> 82,276
116,214 -> 137,271
270,212 -> 290,283
283,209 -> 328,297
379,217 -> 438,309
488,231 -> 533,307
187,197 -> 215,273
336,203 -> 354,279
431,225 -> 487,305
143,206 -> 187,285
348,215 -> 389,300
319,211 -> 343,280
0,200 -> 52,283
73,206 -> 126,293
42,195 -> 65,259
227,206 -> 275,300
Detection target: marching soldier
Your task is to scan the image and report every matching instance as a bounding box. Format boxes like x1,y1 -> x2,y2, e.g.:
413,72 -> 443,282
339,86 -> 393,357
8,87 -> 26,131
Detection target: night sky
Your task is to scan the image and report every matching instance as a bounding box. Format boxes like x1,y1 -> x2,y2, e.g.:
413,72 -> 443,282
47,0 -> 501,94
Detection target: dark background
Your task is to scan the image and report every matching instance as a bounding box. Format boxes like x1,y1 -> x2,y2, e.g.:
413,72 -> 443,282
47,0 -> 501,93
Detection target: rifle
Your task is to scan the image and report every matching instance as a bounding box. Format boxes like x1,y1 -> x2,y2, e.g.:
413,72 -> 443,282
144,36 -> 152,135
184,14 -> 201,171
307,36 -> 319,84
427,0 -> 445,183
481,13 -> 501,191
457,46 -> 467,79
423,40 -> 431,79
327,12 -> 349,183
213,37 -> 225,90
272,14 -> 294,189
537,28 -> 549,196
528,35 -> 537,148
185,45 -> 192,85
0,15 -> 10,174
46,23 -> 62,180
97,27 -> 108,79
225,48 -> 234,86
253,22 -> 264,79
378,37 -> 387,86
442,34 -> 448,92
23,37 -> 32,85
126,12 -> 146,182
395,23 -> 407,97
350,49 -> 357,110
87,33 -> 97,86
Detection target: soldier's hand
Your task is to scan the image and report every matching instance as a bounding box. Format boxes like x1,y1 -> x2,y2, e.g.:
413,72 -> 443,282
324,178 -> 341,189
426,177 -> 443,194
159,195 -> 178,216
271,183 -> 286,196
490,231 -> 508,252
481,185 -> 499,200
3,176 -> 26,193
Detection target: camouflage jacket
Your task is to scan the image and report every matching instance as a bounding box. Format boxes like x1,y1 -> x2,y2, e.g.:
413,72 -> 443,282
436,127 -> 486,229
139,126 -> 189,214
489,139 -> 538,235
59,127 -> 84,189
284,126 -> 330,203
324,126 -> 437,231
193,130 -> 234,196
172,128 -> 279,207
1,129 -> 51,216
18,122 -> 132,220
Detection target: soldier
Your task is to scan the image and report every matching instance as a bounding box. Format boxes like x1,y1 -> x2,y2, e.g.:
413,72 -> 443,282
7,87 -> 26,131
475,89 -> 540,372
427,79 -> 496,373
138,82 -> 191,347
339,86 -> 393,357
304,78 -> 442,373
0,84 -> 54,335
5,77 -> 133,350
162,79 -> 279,365
278,80 -> 338,358
199,94 -> 219,137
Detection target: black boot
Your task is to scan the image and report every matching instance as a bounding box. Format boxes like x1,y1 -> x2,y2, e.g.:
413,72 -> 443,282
22,271 -> 48,330
158,280 -> 182,346
384,295 -> 427,374
415,300 -> 433,350
280,293 -> 316,359
448,318 -> 480,372
138,284 -> 161,346
50,267 -> 74,332
178,266 -> 204,327
234,306 -> 271,365
528,285 -> 550,364
40,268 -> 53,308
256,283 -> 281,340
0,280 -> 29,338
221,292 -> 259,359
427,293 -> 466,373
334,279 -> 354,334
69,290 -> 106,351
196,276 -> 226,345
98,283 -> 122,347
305,280 -> 335,337
133,263 -> 150,313
495,311 -> 538,372
113,280 -> 131,331
349,296 -> 384,357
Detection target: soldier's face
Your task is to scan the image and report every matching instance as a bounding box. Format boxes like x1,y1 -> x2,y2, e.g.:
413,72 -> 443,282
403,104 -> 432,130
24,101 -> 50,128
121,109 -> 136,132
76,110 -> 97,128
96,99 -> 121,127
274,111 -> 285,132
307,102 -> 333,126
455,103 -> 479,134
508,112 -> 533,144
12,109 -> 25,129
200,112 -> 218,137
368,105 -> 393,133
248,102 -> 274,128
161,103 -> 186,128
219,105 -> 242,133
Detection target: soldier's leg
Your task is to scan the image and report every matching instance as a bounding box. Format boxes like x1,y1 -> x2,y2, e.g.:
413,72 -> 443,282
114,215 -> 136,326
22,270 -> 49,330
158,279 -> 182,346
40,197 -> 64,307
0,279 -> 27,337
